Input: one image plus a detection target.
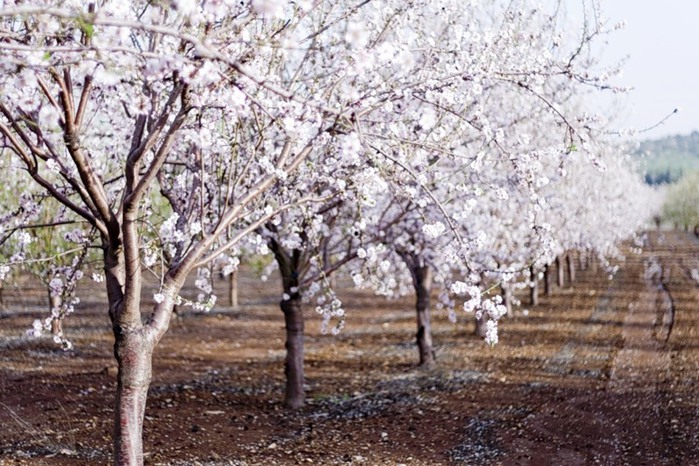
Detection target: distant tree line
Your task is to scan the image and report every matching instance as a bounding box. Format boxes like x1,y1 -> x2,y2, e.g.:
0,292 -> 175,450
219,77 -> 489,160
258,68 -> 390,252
645,170 -> 682,185
637,131 -> 699,185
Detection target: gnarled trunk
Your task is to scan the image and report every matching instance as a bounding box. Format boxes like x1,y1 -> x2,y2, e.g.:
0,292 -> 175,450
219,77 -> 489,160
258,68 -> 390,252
281,295 -> 305,409
113,328 -> 154,466
414,265 -> 435,367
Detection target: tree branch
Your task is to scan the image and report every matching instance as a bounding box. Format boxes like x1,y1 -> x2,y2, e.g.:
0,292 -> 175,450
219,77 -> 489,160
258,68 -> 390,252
0,120 -> 103,234
51,68 -> 119,241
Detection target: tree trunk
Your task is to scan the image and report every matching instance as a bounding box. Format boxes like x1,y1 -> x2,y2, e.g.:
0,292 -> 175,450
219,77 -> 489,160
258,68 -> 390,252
281,295 -> 305,409
654,215 -> 661,231
501,283 -> 513,317
530,265 -> 539,306
49,292 -> 62,335
268,235 -> 308,409
556,255 -> 564,288
113,329 -> 154,466
579,251 -> 587,271
567,252 -> 576,283
544,265 -> 552,296
475,314 -> 488,337
414,266 -> 435,367
228,269 -> 239,309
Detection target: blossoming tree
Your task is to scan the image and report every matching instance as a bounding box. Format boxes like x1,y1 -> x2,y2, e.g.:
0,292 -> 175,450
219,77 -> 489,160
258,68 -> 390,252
342,0 -> 643,358
0,0 -> 646,464
257,192 -> 364,409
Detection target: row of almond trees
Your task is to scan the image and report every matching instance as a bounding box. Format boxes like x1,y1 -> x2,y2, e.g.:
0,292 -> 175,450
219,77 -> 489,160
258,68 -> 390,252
0,1 -> 657,464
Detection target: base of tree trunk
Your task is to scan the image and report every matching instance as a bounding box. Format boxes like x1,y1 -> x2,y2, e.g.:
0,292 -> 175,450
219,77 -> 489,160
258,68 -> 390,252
281,297 -> 305,410
413,265 -> 435,368
113,331 -> 154,466
417,324 -> 436,368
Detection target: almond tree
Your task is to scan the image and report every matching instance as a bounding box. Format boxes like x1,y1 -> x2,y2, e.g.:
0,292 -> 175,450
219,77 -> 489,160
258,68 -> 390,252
249,0 -> 613,374
531,140 -> 660,286
220,0 -> 619,402
0,0 -> 644,463
258,195 -> 364,409
3,198 -> 98,338
343,0 -> 638,354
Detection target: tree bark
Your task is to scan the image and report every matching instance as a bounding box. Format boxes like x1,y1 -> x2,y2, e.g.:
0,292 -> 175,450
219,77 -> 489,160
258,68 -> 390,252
228,269 -> 239,309
544,265 -> 552,296
579,251 -> 587,271
567,252 -> 576,283
414,265 -> 435,368
556,255 -> 564,288
268,235 -> 307,409
113,328 -> 154,466
475,314 -> 488,337
281,295 -> 305,409
103,241 -> 159,466
49,292 -> 62,335
530,265 -> 539,306
502,283 -> 513,317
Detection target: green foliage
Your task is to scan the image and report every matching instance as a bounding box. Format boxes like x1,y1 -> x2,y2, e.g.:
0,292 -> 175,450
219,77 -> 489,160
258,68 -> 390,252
75,16 -> 94,39
662,170 -> 699,228
248,254 -> 273,277
637,131 -> 699,185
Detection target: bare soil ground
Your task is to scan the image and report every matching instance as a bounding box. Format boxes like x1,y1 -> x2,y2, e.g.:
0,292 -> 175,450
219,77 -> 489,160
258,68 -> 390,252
1,230 -> 699,465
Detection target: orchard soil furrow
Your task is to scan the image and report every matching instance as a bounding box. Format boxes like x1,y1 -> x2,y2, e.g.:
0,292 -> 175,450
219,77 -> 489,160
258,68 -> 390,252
1,230 -> 699,465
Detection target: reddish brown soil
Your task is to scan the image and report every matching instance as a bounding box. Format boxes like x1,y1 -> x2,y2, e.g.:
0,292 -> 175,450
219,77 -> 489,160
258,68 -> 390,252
1,230 -> 699,465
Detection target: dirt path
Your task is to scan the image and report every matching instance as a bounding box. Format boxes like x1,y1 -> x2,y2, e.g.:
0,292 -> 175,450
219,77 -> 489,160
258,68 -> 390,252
495,231 -> 699,465
608,253 -> 672,385
1,231 -> 699,465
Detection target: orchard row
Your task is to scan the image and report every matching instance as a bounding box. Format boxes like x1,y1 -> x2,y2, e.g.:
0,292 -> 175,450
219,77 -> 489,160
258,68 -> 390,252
0,1 -> 657,464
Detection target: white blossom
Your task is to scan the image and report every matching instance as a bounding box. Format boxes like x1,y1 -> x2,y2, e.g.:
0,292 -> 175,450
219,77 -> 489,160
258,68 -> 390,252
421,222 -> 446,240
484,320 -> 498,346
